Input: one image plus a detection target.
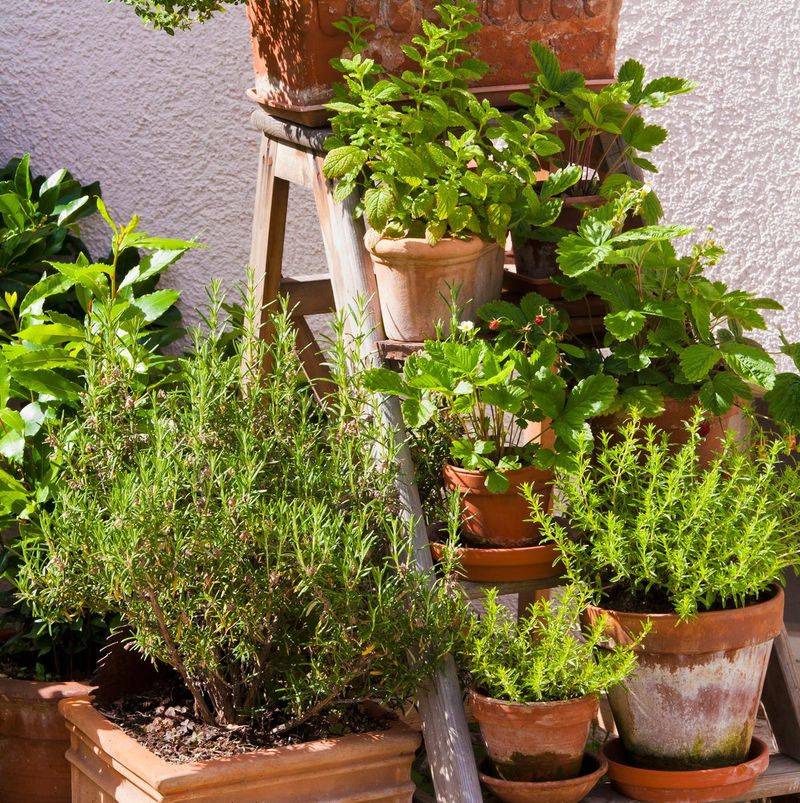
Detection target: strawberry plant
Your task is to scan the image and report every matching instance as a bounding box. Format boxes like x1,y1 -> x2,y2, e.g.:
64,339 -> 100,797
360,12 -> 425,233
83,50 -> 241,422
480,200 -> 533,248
362,316 -> 617,491
322,2 -> 581,245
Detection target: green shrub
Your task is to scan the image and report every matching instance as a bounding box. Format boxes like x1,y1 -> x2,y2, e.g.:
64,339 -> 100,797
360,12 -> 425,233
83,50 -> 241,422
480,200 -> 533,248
527,415 -> 800,618
16,285 -> 464,729
463,585 -> 639,703
107,0 -> 239,33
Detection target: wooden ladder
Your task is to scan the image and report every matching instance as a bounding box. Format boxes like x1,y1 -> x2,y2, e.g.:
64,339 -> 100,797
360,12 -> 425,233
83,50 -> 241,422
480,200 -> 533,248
247,108 -> 800,802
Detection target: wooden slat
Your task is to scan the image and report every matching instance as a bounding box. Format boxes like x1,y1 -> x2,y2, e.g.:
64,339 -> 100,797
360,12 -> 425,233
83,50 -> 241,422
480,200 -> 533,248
293,315 -> 334,398
280,275 -> 334,316
308,153 -> 482,803
460,577 -> 562,601
763,628 -> 800,761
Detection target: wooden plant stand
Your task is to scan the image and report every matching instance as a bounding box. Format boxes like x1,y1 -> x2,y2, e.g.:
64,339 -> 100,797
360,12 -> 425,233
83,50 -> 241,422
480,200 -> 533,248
246,108 -> 800,802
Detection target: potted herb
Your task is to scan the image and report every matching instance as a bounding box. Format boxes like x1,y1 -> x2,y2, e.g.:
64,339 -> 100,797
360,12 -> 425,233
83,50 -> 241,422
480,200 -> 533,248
17,289 -> 462,801
508,43 -> 694,283
556,187 -> 800,451
112,0 -> 623,125
528,417 -> 800,797
0,205 -> 193,803
463,586 -> 637,802
363,307 -> 617,547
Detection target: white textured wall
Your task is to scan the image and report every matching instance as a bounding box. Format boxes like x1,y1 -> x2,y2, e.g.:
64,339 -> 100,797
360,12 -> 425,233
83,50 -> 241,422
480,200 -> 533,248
1,0 -> 798,357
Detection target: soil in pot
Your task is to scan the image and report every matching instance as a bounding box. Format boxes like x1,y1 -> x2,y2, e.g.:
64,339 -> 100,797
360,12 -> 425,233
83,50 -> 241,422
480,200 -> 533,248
592,395 -> 746,466
443,463 -> 553,548
366,233 -> 503,342
427,521 -> 561,583
479,753 -> 608,803
246,0 -> 622,124
603,736 -> 769,803
61,687 -> 420,803
584,585 -> 784,771
469,689 -> 598,782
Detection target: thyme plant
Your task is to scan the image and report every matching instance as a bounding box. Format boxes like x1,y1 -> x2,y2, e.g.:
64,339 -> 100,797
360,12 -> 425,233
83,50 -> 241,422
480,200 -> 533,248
16,284 -> 464,730
463,586 -> 639,703
107,0 -> 239,33
527,415 -> 800,618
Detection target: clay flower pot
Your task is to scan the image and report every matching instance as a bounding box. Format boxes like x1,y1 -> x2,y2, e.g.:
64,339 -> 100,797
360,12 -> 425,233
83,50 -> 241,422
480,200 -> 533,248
592,395 -> 746,465
584,585 -> 784,770
0,676 -> 94,803
60,698 -> 420,802
469,689 -> 599,782
512,195 -> 603,281
246,1 -> 623,125
603,736 -> 770,803
479,752 -> 608,803
443,463 -> 553,548
366,233 -> 503,342
429,540 -> 561,583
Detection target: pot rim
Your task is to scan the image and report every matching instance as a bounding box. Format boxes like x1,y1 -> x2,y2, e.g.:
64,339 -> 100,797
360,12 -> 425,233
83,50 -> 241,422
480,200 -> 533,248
0,674 -> 95,702
443,462 -> 553,484
602,736 -> 769,790
429,539 -> 558,561
365,231 -> 496,261
469,687 -> 598,714
585,584 -> 784,655
59,698 -> 420,794
478,751 -> 608,791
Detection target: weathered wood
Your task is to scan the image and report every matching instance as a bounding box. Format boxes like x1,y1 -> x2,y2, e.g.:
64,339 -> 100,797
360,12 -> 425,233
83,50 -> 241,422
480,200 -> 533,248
763,628 -> 800,761
460,577 -> 562,601
273,141 -> 316,187
250,107 -> 331,152
280,275 -> 335,316
307,154 -> 483,803
247,136 -> 290,349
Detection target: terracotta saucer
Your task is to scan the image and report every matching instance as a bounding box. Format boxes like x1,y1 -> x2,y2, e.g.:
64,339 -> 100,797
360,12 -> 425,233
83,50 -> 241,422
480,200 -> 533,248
479,753 -> 607,803
603,737 -> 769,802
429,540 -> 561,583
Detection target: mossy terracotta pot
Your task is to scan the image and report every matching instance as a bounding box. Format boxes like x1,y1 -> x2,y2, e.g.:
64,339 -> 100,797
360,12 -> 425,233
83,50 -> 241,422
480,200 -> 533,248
592,395 -> 745,465
584,586 -> 784,771
603,736 -> 770,802
60,698 -> 420,802
442,463 -> 553,547
366,233 -> 502,342
0,676 -> 94,803
246,0 -> 622,125
469,690 -> 599,782
479,753 -> 608,803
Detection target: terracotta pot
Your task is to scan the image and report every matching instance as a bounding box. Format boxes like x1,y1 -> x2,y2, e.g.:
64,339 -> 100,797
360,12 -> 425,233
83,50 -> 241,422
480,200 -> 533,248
366,233 -> 502,342
429,539 -> 560,583
60,698 -> 420,802
246,1 -> 622,125
0,676 -> 94,803
593,395 -> 746,465
469,689 -> 598,782
603,736 -> 769,802
513,195 -> 603,281
443,463 -> 552,547
584,585 -> 784,771
478,752 -> 608,803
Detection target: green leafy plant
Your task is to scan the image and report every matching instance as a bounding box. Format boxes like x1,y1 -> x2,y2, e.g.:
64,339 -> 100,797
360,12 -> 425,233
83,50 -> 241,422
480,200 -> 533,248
0,155 -> 99,326
15,286 -> 464,729
554,187 -> 800,422
322,3 -> 577,245
363,313 -> 617,491
510,43 -> 694,203
107,0 -> 240,33
527,414 -> 800,619
463,585 -> 639,703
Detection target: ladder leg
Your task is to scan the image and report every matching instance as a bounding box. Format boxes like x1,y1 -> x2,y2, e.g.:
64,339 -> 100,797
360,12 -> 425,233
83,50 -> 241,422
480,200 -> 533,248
763,628 -> 800,761
309,154 -> 483,803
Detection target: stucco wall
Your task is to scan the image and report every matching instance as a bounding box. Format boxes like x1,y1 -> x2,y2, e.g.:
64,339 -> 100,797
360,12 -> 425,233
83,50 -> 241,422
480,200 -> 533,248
0,0 -> 798,359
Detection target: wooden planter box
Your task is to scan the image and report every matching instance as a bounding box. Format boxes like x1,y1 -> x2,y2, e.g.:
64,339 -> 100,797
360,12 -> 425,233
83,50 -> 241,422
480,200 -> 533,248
246,0 -> 622,124
61,698 -> 420,802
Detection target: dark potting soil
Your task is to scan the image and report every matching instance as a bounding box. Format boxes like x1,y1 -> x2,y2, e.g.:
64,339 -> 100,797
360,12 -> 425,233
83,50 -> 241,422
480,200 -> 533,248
99,682 -> 392,763
600,584 -> 773,616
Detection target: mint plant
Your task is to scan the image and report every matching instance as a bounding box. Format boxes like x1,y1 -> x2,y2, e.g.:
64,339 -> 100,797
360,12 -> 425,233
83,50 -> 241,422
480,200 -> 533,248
527,414 -> 800,618
363,316 -> 617,491
463,585 -> 639,703
554,187 -> 799,423
106,0 -> 239,33
322,2 -> 580,245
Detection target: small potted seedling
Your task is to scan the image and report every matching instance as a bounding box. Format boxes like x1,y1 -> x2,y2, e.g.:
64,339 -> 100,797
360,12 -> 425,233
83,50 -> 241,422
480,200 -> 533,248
462,585 -> 639,802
